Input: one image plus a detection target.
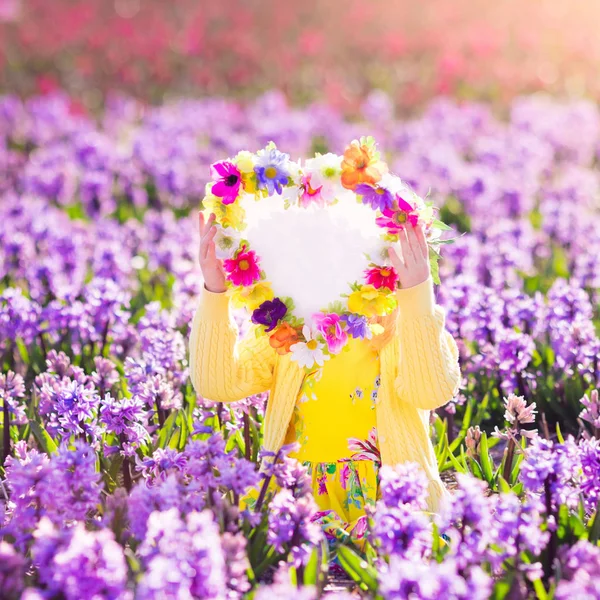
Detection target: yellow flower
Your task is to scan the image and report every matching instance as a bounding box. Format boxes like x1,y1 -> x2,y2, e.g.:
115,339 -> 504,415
233,151 -> 255,174
202,194 -> 246,231
228,281 -> 274,311
348,285 -> 397,318
240,172 -> 257,195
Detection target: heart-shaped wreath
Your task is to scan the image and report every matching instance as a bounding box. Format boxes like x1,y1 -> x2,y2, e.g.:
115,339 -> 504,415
201,137 -> 452,372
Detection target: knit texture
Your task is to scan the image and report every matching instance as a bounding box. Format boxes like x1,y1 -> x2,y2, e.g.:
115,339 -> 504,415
188,276 -> 461,513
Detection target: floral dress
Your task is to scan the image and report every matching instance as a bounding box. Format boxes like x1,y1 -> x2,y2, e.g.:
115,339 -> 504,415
281,334 -> 382,550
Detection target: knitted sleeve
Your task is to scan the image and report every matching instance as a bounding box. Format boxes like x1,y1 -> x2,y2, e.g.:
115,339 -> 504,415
188,286 -> 276,403
393,276 -> 461,411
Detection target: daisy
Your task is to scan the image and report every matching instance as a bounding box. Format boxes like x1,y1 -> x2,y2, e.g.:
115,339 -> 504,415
254,146 -> 291,195
289,325 -> 331,369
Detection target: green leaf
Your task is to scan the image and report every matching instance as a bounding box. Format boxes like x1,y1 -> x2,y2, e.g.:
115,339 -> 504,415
303,547 -> 319,586
589,498 -> 600,543
30,421 -> 58,455
556,421 -> 565,444
447,448 -> 468,474
156,410 -> 178,449
497,475 -> 511,494
479,432 -> 494,484
336,545 -> 378,593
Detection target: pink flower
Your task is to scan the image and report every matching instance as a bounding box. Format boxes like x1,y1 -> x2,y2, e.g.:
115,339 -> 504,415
223,245 -> 261,286
210,160 -> 241,205
351,516 -> 368,539
364,265 -> 399,291
375,195 -> 419,234
312,312 -> 348,354
339,463 -> 350,490
298,173 -> 325,208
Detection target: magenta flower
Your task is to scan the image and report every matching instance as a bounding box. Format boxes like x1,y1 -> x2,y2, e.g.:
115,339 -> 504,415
223,246 -> 261,286
312,312 -> 348,354
375,196 -> 419,234
210,160 -> 241,205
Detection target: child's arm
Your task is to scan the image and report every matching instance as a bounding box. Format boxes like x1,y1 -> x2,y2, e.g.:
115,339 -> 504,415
394,276 -> 461,411
188,286 -> 276,403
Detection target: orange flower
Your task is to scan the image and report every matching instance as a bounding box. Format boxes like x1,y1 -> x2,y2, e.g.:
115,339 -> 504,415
341,139 -> 388,191
269,322 -> 299,355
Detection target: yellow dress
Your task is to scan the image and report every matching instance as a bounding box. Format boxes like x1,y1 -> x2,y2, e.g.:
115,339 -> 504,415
239,332 -> 450,553
284,334 -> 381,549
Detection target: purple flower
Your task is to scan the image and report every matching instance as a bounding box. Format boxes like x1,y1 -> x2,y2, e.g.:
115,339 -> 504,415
341,313 -> 372,339
355,182 -> 395,211
251,297 -> 287,332
32,517 -> 128,600
137,508 -> 226,600
210,160 -> 241,204
254,147 -> 290,195
579,437 -> 600,513
0,370 -> 27,425
519,436 -> 582,511
267,489 -> 323,567
379,555 -> 492,600
0,541 -> 26,598
373,503 -> 432,559
99,392 -> 150,457
555,540 -> 600,600
379,463 -> 430,510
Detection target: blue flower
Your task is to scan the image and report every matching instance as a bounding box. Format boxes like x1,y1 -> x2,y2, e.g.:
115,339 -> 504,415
341,313 -> 372,339
355,182 -> 394,211
254,148 -> 290,195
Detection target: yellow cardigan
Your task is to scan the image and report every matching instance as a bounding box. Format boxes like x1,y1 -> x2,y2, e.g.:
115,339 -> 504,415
188,276 -> 461,513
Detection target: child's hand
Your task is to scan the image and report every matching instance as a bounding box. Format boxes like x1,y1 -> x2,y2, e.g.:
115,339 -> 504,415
198,211 -> 227,293
387,224 -> 431,289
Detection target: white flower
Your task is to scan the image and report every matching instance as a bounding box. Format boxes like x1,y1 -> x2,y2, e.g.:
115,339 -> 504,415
213,226 -> 241,260
303,153 -> 344,203
289,325 -> 330,369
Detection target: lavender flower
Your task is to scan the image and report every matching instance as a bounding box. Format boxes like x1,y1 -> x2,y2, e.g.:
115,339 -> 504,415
137,508 -> 226,599
32,517 -> 129,600
0,370 -> 27,425
267,488 -> 323,567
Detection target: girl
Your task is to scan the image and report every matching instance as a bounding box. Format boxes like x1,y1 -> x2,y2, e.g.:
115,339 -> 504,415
189,210 -> 461,550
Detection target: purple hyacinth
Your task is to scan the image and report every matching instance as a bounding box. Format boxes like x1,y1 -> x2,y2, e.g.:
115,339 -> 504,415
378,463 -> 430,510
0,541 -> 26,598
251,297 -> 288,332
579,437 -> 600,513
379,555 -> 492,600
0,370 -> 27,425
519,436 -> 582,511
373,503 -> 432,559
99,392 -> 150,457
555,540 -> 600,600
32,517 -> 128,600
137,508 -> 226,600
267,488 -> 323,567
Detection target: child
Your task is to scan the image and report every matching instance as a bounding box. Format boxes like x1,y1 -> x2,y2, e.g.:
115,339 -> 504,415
189,210 -> 461,550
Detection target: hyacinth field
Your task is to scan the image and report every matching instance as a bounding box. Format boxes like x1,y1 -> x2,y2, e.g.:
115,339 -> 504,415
0,89 -> 600,599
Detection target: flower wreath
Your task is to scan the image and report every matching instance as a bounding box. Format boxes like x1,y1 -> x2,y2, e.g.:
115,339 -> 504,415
201,137 -> 452,372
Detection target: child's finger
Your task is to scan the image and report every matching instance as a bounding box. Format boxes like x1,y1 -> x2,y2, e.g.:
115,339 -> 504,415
202,227 -> 217,260
413,224 -> 428,257
407,225 -> 426,261
399,228 -> 415,267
